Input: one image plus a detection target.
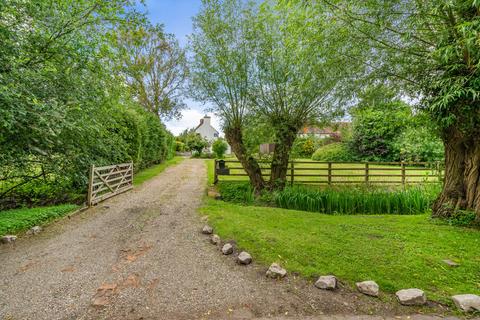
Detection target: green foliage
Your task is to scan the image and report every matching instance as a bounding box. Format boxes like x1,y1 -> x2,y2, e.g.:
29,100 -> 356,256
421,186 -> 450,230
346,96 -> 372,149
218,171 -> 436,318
275,185 -> 440,215
349,101 -> 411,161
217,182 -> 254,204
445,210 -> 478,228
0,204 -> 78,236
394,125 -> 444,162
291,136 -> 332,158
0,0 -> 175,209
311,143 -> 353,161
212,139 -> 228,158
185,133 -> 209,155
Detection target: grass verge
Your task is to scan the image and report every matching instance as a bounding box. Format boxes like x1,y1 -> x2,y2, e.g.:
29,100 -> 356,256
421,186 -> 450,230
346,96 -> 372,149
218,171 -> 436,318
0,204 -> 79,236
134,156 -> 184,186
200,199 -> 480,304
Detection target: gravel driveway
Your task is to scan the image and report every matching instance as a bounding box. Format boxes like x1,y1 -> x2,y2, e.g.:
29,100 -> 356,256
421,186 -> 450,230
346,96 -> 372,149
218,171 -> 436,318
0,159 -> 457,320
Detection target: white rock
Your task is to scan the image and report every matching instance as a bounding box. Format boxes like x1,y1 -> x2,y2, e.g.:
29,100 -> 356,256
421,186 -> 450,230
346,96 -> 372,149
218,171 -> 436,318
266,263 -> 287,279
27,226 -> 42,235
395,288 -> 427,306
442,259 -> 459,267
315,275 -> 337,290
210,234 -> 220,245
221,243 -> 233,255
356,280 -> 379,297
1,235 -> 17,244
201,225 -> 213,235
237,251 -> 252,265
452,294 -> 480,312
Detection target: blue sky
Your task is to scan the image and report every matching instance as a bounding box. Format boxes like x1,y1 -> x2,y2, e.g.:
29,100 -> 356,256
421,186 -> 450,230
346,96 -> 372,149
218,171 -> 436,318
136,0 -> 220,135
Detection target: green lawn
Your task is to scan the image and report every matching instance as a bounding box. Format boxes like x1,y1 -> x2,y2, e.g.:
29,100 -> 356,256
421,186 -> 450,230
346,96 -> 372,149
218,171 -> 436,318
216,159 -> 441,185
0,204 -> 79,236
200,199 -> 480,304
134,156 -> 185,185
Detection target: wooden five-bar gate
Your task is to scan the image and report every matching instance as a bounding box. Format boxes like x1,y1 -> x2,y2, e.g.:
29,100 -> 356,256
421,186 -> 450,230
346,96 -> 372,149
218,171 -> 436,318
87,162 -> 133,206
214,160 -> 443,185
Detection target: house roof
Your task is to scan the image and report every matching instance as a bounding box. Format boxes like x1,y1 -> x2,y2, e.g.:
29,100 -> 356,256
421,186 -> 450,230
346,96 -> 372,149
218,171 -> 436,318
194,116 -> 219,134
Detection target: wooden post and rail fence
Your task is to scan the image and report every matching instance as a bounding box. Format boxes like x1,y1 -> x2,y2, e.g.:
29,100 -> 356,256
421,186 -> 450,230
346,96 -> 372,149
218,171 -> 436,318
87,162 -> 133,206
214,159 -> 444,186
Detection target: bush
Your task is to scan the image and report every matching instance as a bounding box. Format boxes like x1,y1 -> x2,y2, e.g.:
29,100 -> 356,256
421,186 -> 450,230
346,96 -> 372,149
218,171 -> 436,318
311,143 -> 354,161
394,126 -> 444,162
291,137 -> 332,158
217,182 -> 254,204
349,102 -> 411,161
275,185 -> 441,215
212,139 -> 228,158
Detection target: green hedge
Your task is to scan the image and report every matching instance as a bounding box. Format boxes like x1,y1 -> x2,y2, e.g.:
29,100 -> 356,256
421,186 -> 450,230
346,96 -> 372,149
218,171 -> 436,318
311,142 -> 354,161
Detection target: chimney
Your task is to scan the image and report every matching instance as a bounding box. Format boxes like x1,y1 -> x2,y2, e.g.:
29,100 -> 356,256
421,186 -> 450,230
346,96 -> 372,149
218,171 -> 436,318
203,115 -> 211,126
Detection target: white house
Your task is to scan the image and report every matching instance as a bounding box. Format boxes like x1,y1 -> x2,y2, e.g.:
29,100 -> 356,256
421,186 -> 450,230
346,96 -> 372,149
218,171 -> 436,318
194,115 -> 231,154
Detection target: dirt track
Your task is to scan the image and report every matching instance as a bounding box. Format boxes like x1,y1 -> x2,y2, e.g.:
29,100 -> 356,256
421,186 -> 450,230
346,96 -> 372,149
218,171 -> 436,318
0,159 -> 458,320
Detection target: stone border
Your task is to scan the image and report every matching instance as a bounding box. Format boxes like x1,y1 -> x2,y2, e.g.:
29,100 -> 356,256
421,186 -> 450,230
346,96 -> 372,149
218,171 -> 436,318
198,220 -> 479,313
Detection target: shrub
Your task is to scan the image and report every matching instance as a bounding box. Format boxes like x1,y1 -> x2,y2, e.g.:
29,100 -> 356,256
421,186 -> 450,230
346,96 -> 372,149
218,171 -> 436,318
212,139 -> 228,158
311,143 -> 354,161
349,102 -> 411,161
175,141 -> 186,152
217,182 -> 254,204
394,126 -> 444,162
291,137 -> 332,158
275,185 -> 441,215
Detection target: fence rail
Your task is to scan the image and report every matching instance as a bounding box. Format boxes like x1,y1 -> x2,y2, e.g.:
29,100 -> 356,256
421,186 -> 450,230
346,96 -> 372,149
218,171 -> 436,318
214,160 -> 443,186
88,162 -> 133,206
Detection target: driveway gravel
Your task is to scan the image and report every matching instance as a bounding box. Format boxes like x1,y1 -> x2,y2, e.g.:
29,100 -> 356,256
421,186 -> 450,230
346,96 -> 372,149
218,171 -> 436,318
0,159 -> 459,319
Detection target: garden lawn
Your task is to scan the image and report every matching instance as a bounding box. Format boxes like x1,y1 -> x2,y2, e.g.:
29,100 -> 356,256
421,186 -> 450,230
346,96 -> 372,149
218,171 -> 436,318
134,156 -> 184,186
0,204 -> 78,236
200,199 -> 480,304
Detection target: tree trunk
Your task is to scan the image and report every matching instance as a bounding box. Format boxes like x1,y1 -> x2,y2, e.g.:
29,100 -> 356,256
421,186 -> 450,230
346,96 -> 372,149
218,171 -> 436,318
224,125 -> 266,191
269,126 -> 298,190
432,127 -> 480,222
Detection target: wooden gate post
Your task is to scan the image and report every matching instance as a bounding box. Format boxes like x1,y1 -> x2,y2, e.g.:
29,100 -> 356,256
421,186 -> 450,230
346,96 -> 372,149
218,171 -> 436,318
365,162 -> 369,185
87,164 -> 94,207
328,162 -> 332,186
290,160 -> 295,186
401,162 -> 406,186
214,159 -> 218,184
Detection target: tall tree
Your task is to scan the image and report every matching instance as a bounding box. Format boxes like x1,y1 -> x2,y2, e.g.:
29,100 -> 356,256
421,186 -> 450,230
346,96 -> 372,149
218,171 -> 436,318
191,0 -> 358,190
321,1 -> 480,221
190,0 -> 265,190
117,23 -> 188,120
250,1 -> 355,188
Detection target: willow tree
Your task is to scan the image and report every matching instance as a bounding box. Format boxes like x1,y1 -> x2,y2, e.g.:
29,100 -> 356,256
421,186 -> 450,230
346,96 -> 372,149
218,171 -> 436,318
322,1 -> 480,221
190,0 -> 265,190
191,0 -> 358,190
250,1 -> 356,188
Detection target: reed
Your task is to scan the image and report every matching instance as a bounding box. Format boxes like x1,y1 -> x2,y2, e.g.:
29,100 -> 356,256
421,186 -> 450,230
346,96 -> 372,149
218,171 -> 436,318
274,185 -> 441,215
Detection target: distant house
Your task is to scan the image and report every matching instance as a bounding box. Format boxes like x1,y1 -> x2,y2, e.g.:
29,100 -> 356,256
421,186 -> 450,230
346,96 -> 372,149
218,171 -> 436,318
298,122 -> 350,141
194,115 -> 231,154
195,115 -> 219,141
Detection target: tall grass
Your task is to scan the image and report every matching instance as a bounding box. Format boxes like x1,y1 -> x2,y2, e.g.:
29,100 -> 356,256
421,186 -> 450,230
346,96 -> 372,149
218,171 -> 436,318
275,185 -> 441,215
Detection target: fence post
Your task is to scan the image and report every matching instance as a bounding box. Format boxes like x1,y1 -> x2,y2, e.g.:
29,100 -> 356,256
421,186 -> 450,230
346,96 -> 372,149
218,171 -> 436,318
328,162 -> 332,186
290,160 -> 294,186
436,161 -> 442,183
87,164 -> 94,207
214,159 -> 218,185
365,162 -> 369,185
401,162 -> 406,186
